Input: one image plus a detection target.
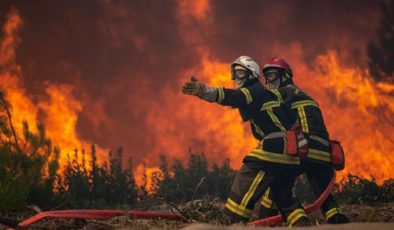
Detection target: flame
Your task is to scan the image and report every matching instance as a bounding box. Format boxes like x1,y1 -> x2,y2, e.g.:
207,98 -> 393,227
145,49 -> 393,184
37,84 -> 93,166
144,53 -> 257,172
141,1 -> 394,184
0,9 -> 38,134
0,8 -> 21,67
178,0 -> 211,22
134,164 -> 162,192
311,51 -> 394,183
0,9 -> 107,170
1,5 -> 393,188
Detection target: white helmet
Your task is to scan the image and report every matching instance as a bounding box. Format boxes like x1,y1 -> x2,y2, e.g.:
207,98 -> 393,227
231,55 -> 260,80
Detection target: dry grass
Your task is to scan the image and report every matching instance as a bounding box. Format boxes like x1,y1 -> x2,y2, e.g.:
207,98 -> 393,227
1,201 -> 393,230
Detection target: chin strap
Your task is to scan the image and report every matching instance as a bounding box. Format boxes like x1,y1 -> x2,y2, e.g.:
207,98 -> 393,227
280,72 -> 293,87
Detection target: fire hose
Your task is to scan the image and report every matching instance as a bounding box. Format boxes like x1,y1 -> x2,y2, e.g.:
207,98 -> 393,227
4,210 -> 187,230
6,173 -> 335,229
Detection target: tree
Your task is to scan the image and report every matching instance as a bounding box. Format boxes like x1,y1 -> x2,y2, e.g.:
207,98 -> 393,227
0,89 -> 60,211
208,159 -> 235,200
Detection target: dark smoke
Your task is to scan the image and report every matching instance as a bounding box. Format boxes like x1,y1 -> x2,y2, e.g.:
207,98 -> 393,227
0,0 -> 382,165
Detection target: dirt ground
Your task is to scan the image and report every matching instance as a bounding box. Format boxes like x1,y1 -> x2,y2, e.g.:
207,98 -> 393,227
181,223 -> 394,230
1,203 -> 393,229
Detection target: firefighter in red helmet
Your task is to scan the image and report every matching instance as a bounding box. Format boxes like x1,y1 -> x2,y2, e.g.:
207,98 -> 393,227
259,57 -> 349,224
182,56 -> 310,227
262,58 -> 294,89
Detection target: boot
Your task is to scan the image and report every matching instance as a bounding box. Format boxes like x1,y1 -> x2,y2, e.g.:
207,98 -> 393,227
292,216 -> 312,227
327,213 -> 350,224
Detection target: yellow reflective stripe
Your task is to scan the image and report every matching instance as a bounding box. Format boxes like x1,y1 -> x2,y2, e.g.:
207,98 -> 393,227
297,107 -> 309,133
260,190 -> 273,208
240,170 -> 265,210
287,208 -> 305,221
267,109 -> 286,132
225,198 -> 253,218
240,88 -> 253,104
289,213 -> 307,227
308,148 -> 331,162
291,100 -> 318,108
301,108 -> 309,133
264,187 -> 271,196
216,87 -> 225,104
251,119 -> 265,137
260,100 -> 286,132
325,207 -> 342,220
261,101 -> 280,110
270,89 -> 283,103
248,149 -> 300,165
287,208 -> 307,227
261,198 -> 272,208
292,100 -> 319,133
225,170 -> 264,219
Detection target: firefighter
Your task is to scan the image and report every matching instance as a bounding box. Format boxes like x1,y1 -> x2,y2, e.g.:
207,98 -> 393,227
182,56 -> 310,227
259,57 -> 349,224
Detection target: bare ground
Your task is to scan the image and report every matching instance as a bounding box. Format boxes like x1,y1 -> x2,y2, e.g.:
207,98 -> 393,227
181,223 -> 394,230
0,203 -> 393,229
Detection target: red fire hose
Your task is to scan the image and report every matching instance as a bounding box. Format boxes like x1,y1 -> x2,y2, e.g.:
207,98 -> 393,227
247,172 -> 336,226
9,210 -> 187,229
9,173 -> 335,229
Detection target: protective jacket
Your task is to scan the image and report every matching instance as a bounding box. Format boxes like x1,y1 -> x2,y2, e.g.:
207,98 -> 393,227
215,79 -> 300,165
278,84 -> 331,163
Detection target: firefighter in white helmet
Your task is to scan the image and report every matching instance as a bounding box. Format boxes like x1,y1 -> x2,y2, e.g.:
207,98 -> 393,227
182,55 -> 310,227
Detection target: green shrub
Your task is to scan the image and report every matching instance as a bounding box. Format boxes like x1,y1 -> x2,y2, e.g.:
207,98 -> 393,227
152,151 -> 235,203
57,146 -> 137,209
380,179 -> 394,202
334,174 -> 392,204
0,174 -> 30,211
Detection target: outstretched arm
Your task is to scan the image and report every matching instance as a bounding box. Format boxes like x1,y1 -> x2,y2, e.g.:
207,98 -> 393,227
182,76 -> 219,103
182,76 -> 255,107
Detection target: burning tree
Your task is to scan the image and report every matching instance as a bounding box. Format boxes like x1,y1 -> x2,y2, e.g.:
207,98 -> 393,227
0,89 -> 60,211
367,0 -> 394,83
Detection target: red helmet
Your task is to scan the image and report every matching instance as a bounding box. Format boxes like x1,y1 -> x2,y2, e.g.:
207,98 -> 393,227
262,58 -> 293,76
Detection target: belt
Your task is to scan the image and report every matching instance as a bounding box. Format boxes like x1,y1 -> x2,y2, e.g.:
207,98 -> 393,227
263,132 -> 286,140
264,133 -> 329,147
309,135 -> 330,147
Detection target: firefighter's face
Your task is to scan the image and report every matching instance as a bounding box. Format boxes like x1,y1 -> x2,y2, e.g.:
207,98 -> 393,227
232,66 -> 248,88
263,68 -> 281,89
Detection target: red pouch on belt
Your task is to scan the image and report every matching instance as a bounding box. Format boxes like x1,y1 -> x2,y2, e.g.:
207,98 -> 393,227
286,126 -> 308,158
330,140 -> 345,170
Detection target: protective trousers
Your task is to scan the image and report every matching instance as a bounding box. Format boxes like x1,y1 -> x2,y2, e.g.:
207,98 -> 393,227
224,161 -> 307,226
259,161 -> 344,222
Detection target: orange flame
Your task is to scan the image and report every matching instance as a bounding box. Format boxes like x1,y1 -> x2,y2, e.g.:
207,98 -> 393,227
0,9 -> 38,134
1,6 -> 393,188
178,0 -> 211,22
134,164 -> 162,192
311,51 -> 394,183
145,53 -> 257,171
144,49 -> 393,184
0,9 -> 107,170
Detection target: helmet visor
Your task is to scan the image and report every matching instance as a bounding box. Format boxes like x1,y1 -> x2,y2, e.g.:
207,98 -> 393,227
263,69 -> 280,83
232,69 -> 248,79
